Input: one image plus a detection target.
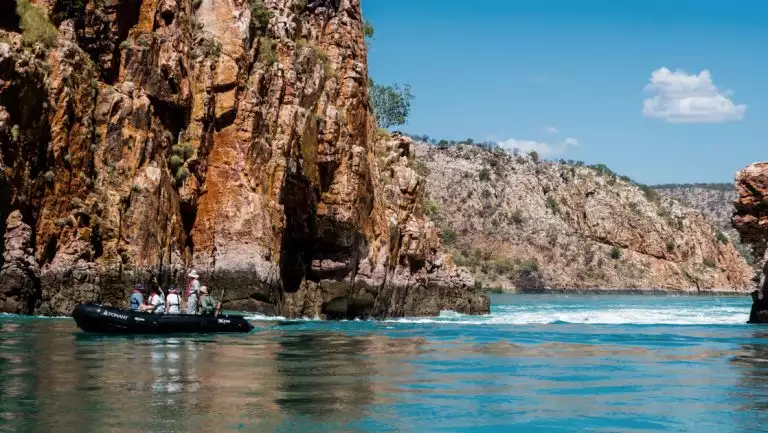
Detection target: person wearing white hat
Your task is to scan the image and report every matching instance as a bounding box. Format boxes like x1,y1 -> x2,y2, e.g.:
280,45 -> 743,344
185,270 -> 201,314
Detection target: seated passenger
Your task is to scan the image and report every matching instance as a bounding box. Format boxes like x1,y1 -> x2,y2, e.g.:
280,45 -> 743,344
129,284 -> 146,311
198,286 -> 217,316
140,287 -> 165,314
166,286 -> 182,314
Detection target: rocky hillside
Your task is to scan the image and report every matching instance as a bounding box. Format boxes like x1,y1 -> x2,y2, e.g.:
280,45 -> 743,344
0,0 -> 488,317
654,184 -> 754,264
414,142 -> 754,293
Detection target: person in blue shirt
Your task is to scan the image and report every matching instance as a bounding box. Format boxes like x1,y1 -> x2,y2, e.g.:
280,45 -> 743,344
129,284 -> 146,311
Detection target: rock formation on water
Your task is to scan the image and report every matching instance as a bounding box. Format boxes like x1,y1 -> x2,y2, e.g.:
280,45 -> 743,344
734,164 -> 768,289
413,141 -> 754,293
0,0 -> 489,317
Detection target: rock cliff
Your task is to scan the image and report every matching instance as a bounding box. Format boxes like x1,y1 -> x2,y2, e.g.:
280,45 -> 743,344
733,163 -> 768,290
0,0 -> 488,317
414,142 -> 754,293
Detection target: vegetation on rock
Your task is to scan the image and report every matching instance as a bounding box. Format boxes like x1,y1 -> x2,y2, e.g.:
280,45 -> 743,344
369,78 -> 413,128
17,0 -> 57,48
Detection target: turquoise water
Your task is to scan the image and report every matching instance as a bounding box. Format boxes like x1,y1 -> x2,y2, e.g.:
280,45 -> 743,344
2,295 -> 768,432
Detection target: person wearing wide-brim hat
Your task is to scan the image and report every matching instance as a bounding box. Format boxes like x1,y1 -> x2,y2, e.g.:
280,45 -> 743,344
185,270 -> 201,314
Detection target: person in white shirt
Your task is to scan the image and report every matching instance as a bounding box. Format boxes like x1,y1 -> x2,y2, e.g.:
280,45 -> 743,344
140,287 -> 165,314
166,286 -> 182,314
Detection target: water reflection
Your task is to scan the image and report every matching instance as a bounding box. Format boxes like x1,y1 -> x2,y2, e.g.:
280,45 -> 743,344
274,332 -> 375,418
5,316 -> 768,433
731,331 -> 768,416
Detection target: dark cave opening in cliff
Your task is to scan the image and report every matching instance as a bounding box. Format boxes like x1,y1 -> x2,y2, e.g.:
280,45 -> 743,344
279,174 -> 317,293
180,202 -> 196,254
91,224 -> 103,259
0,0 -> 20,31
148,97 -> 187,141
43,236 -> 58,264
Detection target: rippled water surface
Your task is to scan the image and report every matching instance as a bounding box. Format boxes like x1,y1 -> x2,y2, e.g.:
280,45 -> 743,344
3,295 -> 768,432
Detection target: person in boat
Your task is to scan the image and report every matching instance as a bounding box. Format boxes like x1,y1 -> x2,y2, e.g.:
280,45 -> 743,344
198,286 -> 217,316
129,284 -> 146,311
186,270 -> 201,314
140,287 -> 165,314
166,285 -> 182,314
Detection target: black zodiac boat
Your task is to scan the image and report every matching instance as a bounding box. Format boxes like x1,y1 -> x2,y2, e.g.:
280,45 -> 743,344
72,303 -> 254,334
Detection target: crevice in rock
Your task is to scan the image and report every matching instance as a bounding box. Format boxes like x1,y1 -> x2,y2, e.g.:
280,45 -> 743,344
180,201 -> 196,255
91,222 -> 103,259
43,236 -> 58,264
0,0 -> 20,31
105,0 -> 143,84
0,179 -> 9,271
279,173 -> 316,293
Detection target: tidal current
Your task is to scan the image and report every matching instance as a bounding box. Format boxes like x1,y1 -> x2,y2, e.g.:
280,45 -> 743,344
2,295 -> 768,432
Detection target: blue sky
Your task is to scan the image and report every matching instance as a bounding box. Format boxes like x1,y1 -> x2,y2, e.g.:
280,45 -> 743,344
362,0 -> 768,184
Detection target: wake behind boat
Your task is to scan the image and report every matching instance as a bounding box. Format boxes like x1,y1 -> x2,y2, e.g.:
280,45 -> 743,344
72,303 -> 254,334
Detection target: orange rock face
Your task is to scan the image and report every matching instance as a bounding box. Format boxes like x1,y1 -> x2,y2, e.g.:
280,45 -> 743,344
0,0 -> 488,317
734,163 -> 768,285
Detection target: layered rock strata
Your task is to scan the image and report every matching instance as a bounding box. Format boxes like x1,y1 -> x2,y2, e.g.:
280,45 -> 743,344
0,0 -> 488,317
734,163 -> 768,307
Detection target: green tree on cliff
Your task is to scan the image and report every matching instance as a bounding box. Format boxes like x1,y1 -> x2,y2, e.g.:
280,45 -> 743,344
369,78 -> 414,128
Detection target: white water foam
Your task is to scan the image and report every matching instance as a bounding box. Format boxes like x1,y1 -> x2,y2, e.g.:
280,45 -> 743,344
384,305 -> 750,326
241,300 -> 751,326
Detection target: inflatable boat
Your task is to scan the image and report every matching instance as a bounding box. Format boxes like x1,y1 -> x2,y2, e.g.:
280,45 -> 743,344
72,303 -> 254,334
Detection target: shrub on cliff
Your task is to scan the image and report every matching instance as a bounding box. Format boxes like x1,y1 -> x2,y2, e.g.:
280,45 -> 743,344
369,79 -> 413,128
716,231 -> 729,244
478,167 -> 491,181
363,20 -> 374,39
442,227 -> 457,245
249,0 -> 271,33
609,246 -> 622,260
529,150 -> 539,163
17,0 -> 57,48
424,199 -> 439,218
258,37 -> 277,65
546,195 -> 559,214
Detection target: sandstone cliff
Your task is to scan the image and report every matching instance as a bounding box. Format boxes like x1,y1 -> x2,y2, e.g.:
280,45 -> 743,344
0,0 -> 488,317
414,142 -> 754,293
733,163 -> 768,290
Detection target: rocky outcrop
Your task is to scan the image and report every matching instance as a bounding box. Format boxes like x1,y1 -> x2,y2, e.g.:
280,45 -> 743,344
415,142 -> 754,293
733,163 -> 768,289
0,0 -> 488,317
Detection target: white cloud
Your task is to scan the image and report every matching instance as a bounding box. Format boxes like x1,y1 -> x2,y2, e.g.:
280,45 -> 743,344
497,137 -> 580,156
544,126 -> 559,134
564,137 -> 580,146
642,67 -> 746,123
